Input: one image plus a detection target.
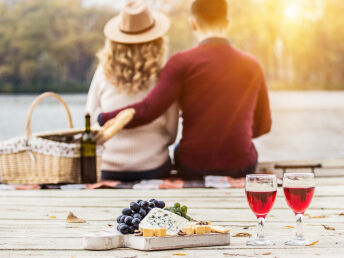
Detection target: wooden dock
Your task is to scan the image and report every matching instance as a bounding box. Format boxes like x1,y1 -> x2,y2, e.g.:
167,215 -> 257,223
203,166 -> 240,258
0,171 -> 343,257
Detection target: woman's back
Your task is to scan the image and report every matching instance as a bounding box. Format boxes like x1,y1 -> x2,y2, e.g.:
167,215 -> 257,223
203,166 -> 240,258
87,67 -> 178,172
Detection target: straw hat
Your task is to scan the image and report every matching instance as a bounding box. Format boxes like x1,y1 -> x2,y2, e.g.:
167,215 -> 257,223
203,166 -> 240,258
104,0 -> 170,44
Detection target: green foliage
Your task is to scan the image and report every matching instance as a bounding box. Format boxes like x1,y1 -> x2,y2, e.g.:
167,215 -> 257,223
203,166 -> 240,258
0,0 -> 344,92
0,0 -> 113,93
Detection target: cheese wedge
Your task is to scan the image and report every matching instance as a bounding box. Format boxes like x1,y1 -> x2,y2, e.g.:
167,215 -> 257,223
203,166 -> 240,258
181,226 -> 194,235
139,208 -> 189,236
204,225 -> 212,233
142,228 -> 154,237
154,227 -> 167,237
194,226 -> 206,234
211,226 -> 229,234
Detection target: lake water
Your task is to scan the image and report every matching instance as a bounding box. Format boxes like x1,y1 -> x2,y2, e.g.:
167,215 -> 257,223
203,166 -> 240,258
0,91 -> 343,162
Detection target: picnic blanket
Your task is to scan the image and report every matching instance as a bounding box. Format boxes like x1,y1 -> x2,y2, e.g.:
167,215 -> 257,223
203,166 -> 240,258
0,176 -> 246,190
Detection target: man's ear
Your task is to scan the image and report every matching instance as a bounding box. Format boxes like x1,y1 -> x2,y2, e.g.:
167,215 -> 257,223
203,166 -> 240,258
189,17 -> 198,32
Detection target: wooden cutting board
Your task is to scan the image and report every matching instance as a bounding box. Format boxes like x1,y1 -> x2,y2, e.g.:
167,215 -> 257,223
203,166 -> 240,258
83,230 -> 230,251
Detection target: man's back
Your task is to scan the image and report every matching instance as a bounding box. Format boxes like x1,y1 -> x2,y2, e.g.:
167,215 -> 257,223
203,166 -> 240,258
99,38 -> 271,173
170,38 -> 271,170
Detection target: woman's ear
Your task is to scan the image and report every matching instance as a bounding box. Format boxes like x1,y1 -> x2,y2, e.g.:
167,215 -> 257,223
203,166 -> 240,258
189,17 -> 198,32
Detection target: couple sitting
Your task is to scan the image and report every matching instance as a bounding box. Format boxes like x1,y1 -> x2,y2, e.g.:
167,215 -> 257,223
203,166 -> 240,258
87,0 -> 271,182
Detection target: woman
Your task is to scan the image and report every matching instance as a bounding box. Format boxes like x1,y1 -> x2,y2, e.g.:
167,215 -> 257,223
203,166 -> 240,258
86,0 -> 178,181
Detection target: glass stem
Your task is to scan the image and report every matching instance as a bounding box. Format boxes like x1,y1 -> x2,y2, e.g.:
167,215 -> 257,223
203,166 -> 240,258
257,217 -> 265,240
295,213 -> 304,240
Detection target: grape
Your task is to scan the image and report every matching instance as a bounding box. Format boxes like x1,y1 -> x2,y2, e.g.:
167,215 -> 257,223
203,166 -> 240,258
146,207 -> 152,213
157,201 -> 165,209
176,211 -> 182,216
130,202 -> 140,212
149,199 -> 156,202
181,205 -> 187,213
119,223 -> 129,234
133,213 -> 142,220
185,215 -> 191,221
148,202 -> 155,208
174,202 -> 181,209
153,200 -> 159,207
140,201 -> 149,209
117,215 -> 123,223
120,215 -> 127,223
122,208 -> 132,216
136,199 -> 143,203
139,208 -> 146,217
132,218 -> 140,227
129,226 -> 135,234
124,216 -> 133,226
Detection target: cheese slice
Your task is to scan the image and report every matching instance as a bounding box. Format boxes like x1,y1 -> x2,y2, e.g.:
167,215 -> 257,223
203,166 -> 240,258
139,208 -> 189,236
142,227 -> 154,237
181,226 -> 194,235
194,226 -> 206,234
154,227 -> 167,237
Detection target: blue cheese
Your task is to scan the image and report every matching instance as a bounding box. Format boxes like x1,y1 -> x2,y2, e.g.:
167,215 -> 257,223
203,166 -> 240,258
139,208 -> 189,235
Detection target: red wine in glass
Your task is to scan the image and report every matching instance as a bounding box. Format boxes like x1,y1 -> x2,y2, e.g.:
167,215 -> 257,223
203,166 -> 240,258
284,187 -> 315,214
283,173 -> 315,246
246,190 -> 277,218
245,174 -> 277,246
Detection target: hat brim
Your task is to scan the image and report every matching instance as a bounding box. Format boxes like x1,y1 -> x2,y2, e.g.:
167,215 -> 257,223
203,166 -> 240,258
104,12 -> 170,44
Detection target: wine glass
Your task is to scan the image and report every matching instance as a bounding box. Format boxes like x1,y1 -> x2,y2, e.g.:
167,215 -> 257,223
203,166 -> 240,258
245,174 -> 277,246
283,173 -> 315,246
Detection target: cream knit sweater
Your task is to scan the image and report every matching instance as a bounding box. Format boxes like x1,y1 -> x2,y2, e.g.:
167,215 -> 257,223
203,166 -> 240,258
86,67 -> 179,172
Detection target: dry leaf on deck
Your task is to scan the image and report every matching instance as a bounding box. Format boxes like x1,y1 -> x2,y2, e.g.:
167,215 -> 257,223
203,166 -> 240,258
310,215 -> 328,219
307,240 -> 319,247
173,254 -> 187,256
322,225 -> 335,231
233,233 -> 252,237
49,216 -> 56,219
262,252 -> 272,255
339,213 -> 344,216
284,226 -> 294,228
66,211 -> 86,223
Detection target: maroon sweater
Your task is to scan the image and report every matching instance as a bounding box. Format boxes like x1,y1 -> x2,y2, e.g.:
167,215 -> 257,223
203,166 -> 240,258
99,38 -> 272,171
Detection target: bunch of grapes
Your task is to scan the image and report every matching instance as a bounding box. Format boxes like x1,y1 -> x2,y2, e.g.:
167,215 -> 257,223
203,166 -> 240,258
116,199 -> 165,234
165,202 -> 191,221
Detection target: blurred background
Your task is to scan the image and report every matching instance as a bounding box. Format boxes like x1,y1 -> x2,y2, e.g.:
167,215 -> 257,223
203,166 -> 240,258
0,0 -> 343,162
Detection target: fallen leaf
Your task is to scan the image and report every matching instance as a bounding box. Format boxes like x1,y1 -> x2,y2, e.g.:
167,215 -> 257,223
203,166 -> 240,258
339,213 -> 344,216
243,227 -> 249,230
284,226 -> 294,228
173,254 -> 186,256
66,211 -> 86,223
307,240 -> 319,247
233,233 -> 252,237
262,252 -> 272,255
322,225 -> 335,231
49,216 -> 56,219
310,215 -> 328,219
108,224 -> 113,227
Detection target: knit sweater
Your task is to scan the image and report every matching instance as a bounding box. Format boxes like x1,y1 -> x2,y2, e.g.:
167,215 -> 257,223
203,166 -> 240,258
86,67 -> 179,172
99,38 -> 272,172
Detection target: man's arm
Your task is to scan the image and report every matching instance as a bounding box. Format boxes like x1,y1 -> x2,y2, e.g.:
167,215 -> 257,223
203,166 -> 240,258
98,54 -> 184,128
252,73 -> 272,138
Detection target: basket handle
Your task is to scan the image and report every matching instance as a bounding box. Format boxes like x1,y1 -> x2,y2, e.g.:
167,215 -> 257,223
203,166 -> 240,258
25,92 -> 74,138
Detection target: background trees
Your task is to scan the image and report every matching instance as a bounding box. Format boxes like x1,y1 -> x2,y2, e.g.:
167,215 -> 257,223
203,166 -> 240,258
0,0 -> 343,93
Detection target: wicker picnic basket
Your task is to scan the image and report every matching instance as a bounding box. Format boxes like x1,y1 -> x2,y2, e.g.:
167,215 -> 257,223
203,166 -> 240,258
0,92 -> 102,184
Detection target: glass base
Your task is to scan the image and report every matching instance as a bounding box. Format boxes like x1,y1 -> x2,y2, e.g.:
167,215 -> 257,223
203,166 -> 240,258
247,238 -> 275,246
285,238 -> 311,246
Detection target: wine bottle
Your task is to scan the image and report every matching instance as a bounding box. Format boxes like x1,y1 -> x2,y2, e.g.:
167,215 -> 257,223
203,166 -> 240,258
80,113 -> 97,183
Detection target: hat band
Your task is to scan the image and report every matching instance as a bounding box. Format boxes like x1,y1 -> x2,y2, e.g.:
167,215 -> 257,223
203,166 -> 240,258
120,19 -> 156,35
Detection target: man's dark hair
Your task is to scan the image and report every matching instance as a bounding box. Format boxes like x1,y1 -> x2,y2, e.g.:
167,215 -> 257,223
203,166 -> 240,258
191,0 -> 228,30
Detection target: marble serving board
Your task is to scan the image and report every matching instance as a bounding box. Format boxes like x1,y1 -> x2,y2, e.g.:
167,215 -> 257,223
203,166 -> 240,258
83,230 -> 230,251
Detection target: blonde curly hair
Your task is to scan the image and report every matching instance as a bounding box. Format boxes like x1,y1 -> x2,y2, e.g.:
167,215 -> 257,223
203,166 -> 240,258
97,38 -> 166,94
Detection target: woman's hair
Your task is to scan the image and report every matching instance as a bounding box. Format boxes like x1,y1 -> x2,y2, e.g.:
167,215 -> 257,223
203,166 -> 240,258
97,37 -> 166,94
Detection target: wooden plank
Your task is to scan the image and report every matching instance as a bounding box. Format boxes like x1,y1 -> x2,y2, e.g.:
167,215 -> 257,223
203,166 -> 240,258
4,248 -> 344,258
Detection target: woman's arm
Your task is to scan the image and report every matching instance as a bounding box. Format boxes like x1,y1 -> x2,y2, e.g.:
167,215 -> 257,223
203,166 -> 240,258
164,102 -> 180,145
86,67 -> 104,126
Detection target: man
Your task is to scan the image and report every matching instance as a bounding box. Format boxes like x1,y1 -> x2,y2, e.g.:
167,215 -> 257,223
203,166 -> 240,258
98,0 -> 272,179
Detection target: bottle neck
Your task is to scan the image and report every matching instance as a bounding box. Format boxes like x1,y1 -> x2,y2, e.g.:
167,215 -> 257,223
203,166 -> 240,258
85,115 -> 91,133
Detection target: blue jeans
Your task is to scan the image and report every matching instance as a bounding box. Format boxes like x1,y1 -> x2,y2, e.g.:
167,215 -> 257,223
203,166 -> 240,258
101,158 -> 171,182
